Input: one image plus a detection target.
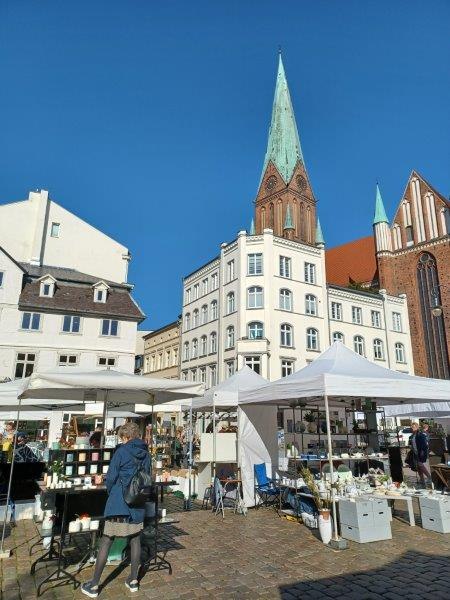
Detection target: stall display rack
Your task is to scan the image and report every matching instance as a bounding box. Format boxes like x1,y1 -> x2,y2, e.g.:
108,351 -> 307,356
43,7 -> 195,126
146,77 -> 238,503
48,448 -> 116,478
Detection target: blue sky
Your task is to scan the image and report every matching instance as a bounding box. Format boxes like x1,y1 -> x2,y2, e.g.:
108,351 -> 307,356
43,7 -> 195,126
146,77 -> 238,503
1,1 -> 449,329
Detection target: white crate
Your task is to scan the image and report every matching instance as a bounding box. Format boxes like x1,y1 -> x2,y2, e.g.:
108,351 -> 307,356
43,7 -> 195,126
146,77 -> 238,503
341,521 -> 392,543
419,496 -> 450,520
339,498 -> 390,528
421,513 -> 450,534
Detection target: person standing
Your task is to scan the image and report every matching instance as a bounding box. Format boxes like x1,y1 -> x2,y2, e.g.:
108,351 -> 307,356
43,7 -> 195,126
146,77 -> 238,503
81,422 -> 151,597
409,422 -> 431,486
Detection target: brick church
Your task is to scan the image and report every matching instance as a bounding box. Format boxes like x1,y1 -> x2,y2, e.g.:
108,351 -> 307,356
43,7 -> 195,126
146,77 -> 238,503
326,174 -> 450,379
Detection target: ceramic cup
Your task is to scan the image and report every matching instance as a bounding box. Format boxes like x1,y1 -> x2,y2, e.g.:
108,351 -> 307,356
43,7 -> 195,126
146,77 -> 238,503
90,520 -> 99,530
68,520 -> 81,533
73,478 -> 82,486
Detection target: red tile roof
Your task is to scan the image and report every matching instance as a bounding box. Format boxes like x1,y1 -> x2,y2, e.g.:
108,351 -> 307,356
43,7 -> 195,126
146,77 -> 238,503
325,236 -> 378,286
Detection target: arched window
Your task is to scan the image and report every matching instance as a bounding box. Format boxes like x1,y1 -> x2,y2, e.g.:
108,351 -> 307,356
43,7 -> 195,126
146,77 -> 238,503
332,332 -> 344,343
279,289 -> 292,311
184,313 -> 190,331
183,341 -> 189,361
280,324 -> 293,347
305,294 -> 317,316
193,309 -> 199,328
417,252 -> 449,378
210,300 -> 218,320
201,305 -> 208,324
354,335 -> 365,356
200,335 -> 207,356
248,321 -> 264,340
226,326 -> 235,349
306,328 -> 319,350
227,292 -> 235,314
210,332 -> 217,353
373,339 -> 384,360
395,342 -> 406,363
191,338 -> 198,359
247,286 -> 263,309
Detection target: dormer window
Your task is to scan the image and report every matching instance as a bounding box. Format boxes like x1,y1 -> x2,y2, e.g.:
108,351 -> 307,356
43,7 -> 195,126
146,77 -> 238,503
39,275 -> 56,298
93,281 -> 109,303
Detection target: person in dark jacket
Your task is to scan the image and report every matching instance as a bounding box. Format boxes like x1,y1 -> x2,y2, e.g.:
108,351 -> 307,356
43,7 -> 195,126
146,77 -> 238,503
409,422 -> 431,486
82,422 -> 151,598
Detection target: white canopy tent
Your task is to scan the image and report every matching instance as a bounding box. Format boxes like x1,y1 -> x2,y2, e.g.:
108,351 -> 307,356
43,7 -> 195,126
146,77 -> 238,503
240,341 -> 450,543
382,402 -> 450,419
191,366 -> 278,508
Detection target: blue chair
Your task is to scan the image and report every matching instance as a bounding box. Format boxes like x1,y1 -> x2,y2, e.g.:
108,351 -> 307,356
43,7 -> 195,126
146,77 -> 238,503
254,463 -> 280,508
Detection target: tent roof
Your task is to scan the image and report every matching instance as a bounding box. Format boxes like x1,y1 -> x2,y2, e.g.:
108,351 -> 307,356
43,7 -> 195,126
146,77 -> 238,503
0,378 -> 84,410
192,366 -> 267,410
382,402 -> 450,418
20,367 -> 204,407
240,342 -> 450,406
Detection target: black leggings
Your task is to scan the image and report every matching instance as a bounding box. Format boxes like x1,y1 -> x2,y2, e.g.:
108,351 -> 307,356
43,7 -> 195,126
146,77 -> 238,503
90,533 -> 141,587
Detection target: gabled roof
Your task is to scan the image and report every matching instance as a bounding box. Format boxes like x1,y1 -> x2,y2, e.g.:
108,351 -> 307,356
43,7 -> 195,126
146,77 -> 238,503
19,263 -> 131,289
0,246 -> 27,273
325,236 -> 378,286
260,54 -> 304,185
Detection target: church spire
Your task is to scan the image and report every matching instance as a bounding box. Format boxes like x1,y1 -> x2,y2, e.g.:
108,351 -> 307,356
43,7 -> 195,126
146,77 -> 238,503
373,183 -> 389,224
249,218 -> 255,235
316,218 -> 325,246
260,54 -> 304,185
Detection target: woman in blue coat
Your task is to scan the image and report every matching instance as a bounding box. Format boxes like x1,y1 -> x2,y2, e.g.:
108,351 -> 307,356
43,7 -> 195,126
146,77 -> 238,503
82,422 -> 151,597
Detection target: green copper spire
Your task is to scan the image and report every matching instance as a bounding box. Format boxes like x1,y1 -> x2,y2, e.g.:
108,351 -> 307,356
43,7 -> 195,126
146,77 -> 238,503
249,218 -> 255,235
373,183 -> 389,225
283,204 -> 294,230
316,217 -> 325,245
260,54 -> 304,185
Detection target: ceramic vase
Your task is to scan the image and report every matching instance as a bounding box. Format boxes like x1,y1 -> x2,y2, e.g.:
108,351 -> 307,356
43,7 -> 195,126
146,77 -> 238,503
318,509 -> 332,545
308,423 -> 316,434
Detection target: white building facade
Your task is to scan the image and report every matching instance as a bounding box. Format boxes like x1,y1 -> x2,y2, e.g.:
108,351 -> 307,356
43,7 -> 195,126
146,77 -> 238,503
180,229 -> 414,387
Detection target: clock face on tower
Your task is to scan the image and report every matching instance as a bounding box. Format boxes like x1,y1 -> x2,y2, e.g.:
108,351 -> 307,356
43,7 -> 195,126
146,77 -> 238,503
296,175 -> 307,192
265,175 -> 277,192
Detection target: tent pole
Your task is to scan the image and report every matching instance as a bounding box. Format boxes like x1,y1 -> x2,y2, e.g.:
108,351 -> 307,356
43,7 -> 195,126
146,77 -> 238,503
101,390 -> 108,448
186,404 -> 193,511
0,397 -> 22,558
324,394 -> 342,546
212,393 -> 217,479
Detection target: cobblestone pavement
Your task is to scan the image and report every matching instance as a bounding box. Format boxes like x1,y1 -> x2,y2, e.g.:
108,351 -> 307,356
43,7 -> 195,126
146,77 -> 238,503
1,497 -> 449,599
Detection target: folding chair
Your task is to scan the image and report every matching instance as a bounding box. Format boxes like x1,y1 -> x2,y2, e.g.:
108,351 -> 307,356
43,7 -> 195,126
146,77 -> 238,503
254,463 -> 280,508
211,477 -> 237,519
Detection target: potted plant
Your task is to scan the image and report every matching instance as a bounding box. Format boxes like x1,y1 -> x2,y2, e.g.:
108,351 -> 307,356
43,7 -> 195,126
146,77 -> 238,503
300,467 -> 332,545
304,412 -> 317,434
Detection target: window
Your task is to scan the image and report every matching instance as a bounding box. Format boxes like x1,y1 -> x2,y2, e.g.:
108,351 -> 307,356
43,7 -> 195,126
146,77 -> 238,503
14,352 -> 36,379
172,348 -> 178,366
395,343 -> 406,363
50,222 -> 60,238
192,338 -> 198,359
58,354 -> 78,366
193,284 -> 199,300
211,300 -> 218,320
95,289 -> 107,303
304,262 -> 316,284
227,260 -> 235,282
226,326 -> 235,349
0,271 -> 3,287
281,360 -> 294,377
211,273 -> 218,290
200,335 -> 207,356
279,289 -> 292,311
183,342 -> 190,361
352,306 -> 362,325
279,256 -> 291,278
248,253 -> 263,275
210,365 -> 217,387
184,313 -> 191,331
101,319 -> 118,336
199,367 -> 206,383
40,281 -> 54,297
280,324 -> 293,347
332,331 -> 344,343
202,278 -> 208,295
62,315 -> 81,333
244,356 -> 261,374
227,292 -> 235,314
305,294 -> 317,316
306,328 -> 319,350
405,225 -> 414,246
185,288 -> 191,304
331,302 -> 342,320
354,335 -> 365,356
392,312 -> 402,332
226,361 -> 235,378
371,310 -> 381,328
210,332 -> 217,353
98,356 -> 116,367
247,286 -> 263,309
373,339 -> 384,360
201,305 -> 208,324
248,321 -> 264,340
21,312 -> 41,331
193,309 -> 199,328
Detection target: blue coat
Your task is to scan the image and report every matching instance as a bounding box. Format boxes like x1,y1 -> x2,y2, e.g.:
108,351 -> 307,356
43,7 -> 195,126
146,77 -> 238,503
104,438 -> 151,524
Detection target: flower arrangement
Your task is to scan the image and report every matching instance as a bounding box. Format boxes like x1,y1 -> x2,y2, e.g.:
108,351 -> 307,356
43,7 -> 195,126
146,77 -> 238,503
50,460 -> 64,476
303,411 -> 316,423
299,466 -> 329,511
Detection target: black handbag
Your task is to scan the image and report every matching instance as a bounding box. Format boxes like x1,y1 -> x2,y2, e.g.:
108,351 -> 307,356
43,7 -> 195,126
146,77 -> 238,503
123,460 -> 152,508
405,449 -> 417,472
